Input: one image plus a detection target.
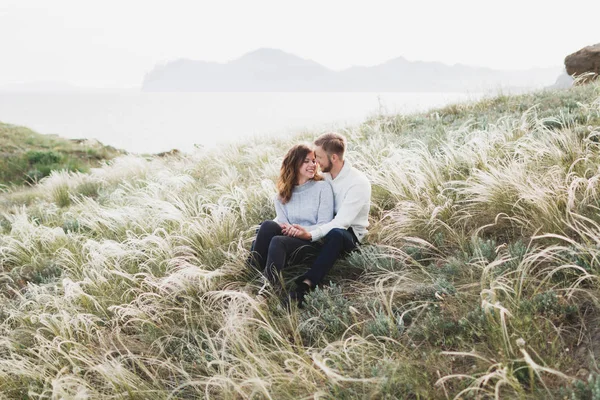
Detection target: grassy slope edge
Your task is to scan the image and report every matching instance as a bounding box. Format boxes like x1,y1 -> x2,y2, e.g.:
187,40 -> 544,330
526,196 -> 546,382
0,122 -> 124,186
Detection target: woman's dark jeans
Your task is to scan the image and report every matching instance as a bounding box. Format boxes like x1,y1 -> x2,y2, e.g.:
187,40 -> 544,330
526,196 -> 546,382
248,220 -> 317,283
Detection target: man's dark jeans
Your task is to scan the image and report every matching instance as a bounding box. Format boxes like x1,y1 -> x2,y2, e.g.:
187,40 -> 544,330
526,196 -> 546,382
297,227 -> 358,286
248,220 -> 358,287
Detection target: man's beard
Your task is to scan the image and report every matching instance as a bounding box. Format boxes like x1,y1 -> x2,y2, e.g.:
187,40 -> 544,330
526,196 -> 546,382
320,156 -> 333,173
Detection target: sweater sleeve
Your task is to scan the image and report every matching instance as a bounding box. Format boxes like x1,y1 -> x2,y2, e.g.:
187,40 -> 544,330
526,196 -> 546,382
303,182 -> 334,231
308,179 -> 371,241
273,196 -> 290,224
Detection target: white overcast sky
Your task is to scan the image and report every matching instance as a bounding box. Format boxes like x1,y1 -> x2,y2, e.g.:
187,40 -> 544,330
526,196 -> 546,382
1,0 -> 598,88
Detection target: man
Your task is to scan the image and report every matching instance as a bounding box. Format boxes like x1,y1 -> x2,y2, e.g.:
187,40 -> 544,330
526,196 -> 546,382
282,132 -> 371,306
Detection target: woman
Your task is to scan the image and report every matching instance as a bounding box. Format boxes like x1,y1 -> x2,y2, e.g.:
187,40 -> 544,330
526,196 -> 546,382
248,143 -> 334,287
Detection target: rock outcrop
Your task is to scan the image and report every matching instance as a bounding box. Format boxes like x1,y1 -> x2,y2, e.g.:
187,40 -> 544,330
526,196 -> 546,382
565,43 -> 600,83
156,149 -> 181,157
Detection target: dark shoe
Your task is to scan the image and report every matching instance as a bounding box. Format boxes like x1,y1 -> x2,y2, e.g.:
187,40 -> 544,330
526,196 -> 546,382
285,282 -> 311,309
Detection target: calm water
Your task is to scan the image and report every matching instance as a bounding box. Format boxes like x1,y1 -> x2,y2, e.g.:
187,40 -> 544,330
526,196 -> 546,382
0,92 -> 484,154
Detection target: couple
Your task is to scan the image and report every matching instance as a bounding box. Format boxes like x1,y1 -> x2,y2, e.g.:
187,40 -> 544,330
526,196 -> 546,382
248,132 -> 371,307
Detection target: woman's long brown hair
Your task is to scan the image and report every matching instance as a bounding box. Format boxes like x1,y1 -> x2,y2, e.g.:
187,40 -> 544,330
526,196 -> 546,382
277,144 -> 323,204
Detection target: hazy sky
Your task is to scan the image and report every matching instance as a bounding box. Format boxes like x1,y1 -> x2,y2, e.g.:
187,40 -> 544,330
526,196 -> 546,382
1,0 -> 598,88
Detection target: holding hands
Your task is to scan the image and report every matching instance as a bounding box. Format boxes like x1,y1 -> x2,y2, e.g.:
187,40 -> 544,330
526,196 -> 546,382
281,223 -> 312,241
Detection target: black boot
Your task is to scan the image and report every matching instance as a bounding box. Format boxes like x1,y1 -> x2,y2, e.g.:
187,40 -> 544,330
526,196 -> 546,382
286,281 -> 311,309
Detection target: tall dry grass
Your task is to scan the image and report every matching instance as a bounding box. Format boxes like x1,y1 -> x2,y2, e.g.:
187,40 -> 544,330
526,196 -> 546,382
1,83 -> 600,398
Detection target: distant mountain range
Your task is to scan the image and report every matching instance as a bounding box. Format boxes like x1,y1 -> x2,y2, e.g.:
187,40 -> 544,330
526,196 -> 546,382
142,48 -> 563,92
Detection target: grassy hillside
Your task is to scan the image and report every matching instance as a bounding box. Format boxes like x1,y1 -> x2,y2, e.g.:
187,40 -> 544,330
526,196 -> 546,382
0,122 -> 123,186
1,84 -> 600,398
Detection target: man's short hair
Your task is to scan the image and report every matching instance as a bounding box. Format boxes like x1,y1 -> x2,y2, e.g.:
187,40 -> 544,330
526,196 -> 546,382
314,132 -> 346,158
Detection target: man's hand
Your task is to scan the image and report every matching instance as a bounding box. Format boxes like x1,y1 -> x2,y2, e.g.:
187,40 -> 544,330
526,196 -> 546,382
282,224 -> 312,240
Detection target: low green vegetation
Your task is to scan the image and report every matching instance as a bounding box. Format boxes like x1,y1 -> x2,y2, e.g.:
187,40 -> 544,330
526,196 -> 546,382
0,122 -> 123,186
1,83 -> 600,398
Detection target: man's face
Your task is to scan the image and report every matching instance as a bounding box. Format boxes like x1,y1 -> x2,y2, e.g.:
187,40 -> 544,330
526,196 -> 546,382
314,146 -> 332,173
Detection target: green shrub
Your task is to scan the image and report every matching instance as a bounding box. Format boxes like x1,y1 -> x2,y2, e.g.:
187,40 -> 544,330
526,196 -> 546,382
569,373 -> 600,400
410,306 -> 464,348
62,219 -> 81,233
74,180 -> 101,198
345,245 -> 405,273
458,306 -> 488,341
438,256 -> 464,277
519,291 -> 578,321
299,283 -> 353,343
364,307 -> 406,338
25,168 -> 46,183
26,150 -> 62,165
412,277 -> 456,301
51,184 -> 71,208
561,247 -> 595,274
468,236 -> 497,263
11,259 -> 63,285
0,215 -> 11,233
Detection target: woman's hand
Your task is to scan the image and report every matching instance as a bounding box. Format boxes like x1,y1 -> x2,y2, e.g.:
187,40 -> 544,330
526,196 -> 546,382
282,224 -> 312,240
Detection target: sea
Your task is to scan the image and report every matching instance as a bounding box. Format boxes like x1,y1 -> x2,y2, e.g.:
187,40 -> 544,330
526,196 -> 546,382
0,91 -> 486,154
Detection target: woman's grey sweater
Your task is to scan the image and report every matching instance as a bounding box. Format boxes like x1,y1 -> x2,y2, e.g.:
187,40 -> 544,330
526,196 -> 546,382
274,180 -> 334,230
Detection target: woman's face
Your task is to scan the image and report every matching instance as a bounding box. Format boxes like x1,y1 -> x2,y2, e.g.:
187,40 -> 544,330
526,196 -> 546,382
297,151 -> 317,182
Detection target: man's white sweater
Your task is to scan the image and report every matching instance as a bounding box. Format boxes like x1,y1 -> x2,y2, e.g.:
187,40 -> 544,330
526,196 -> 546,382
308,161 -> 371,243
